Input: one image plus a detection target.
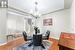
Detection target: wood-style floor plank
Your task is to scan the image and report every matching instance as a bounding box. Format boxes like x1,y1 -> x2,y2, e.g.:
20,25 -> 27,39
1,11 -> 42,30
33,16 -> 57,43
49,38 -> 59,50
0,37 -> 59,50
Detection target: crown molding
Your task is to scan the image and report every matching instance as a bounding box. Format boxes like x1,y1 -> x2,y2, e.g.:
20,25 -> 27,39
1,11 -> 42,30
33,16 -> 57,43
41,8 -> 70,16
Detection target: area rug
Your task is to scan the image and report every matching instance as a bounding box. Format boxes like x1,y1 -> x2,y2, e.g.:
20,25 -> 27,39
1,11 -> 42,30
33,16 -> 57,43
13,40 -> 52,50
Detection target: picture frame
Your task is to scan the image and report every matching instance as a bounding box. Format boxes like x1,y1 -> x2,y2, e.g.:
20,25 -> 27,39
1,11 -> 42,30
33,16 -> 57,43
43,18 -> 52,26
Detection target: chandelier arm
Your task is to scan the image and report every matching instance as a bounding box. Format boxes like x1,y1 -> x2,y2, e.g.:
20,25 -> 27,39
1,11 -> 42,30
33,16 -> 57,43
30,14 -> 37,18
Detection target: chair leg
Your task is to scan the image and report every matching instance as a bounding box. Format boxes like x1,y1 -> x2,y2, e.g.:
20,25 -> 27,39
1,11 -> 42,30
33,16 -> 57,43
28,42 -> 33,47
41,44 -> 45,49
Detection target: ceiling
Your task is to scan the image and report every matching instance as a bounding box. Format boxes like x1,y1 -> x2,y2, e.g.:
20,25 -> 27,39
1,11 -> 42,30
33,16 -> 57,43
64,0 -> 73,9
8,0 -> 73,15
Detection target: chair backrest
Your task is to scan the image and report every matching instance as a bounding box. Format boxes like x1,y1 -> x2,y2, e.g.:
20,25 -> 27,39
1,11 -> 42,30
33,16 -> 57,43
23,31 -> 27,41
46,31 -> 50,39
33,34 -> 42,46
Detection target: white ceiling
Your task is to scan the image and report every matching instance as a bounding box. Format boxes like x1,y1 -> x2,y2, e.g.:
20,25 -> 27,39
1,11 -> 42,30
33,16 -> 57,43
64,0 -> 73,9
8,0 -> 72,15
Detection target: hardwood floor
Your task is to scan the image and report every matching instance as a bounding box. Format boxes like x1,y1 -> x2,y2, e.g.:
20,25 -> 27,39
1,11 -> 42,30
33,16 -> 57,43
49,38 -> 59,50
0,37 -> 59,50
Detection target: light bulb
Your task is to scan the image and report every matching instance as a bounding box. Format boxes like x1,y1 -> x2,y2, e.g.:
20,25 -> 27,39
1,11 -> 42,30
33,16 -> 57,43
4,1 -> 7,7
4,1 -> 7,4
1,1 -> 4,7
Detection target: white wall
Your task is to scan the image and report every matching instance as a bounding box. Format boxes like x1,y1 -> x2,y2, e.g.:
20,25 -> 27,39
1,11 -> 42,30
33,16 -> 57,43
0,8 -> 7,44
39,9 -> 70,39
70,0 -> 75,33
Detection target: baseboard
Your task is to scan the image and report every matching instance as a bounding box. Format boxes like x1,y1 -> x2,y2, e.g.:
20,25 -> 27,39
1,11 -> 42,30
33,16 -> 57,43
50,36 -> 59,40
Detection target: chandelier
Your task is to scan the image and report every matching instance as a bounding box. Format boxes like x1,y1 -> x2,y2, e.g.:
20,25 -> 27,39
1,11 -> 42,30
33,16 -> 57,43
30,1 -> 41,19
